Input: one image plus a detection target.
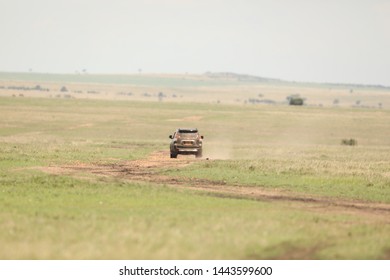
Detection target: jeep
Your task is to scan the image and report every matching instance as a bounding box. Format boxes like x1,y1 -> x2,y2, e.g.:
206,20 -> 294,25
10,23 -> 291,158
169,128 -> 203,158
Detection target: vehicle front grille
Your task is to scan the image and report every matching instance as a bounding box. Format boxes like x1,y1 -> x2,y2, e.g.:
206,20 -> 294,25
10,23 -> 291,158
181,140 -> 195,145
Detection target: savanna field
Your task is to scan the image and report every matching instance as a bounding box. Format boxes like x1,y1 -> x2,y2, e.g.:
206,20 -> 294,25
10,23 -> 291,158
1,72 -> 390,259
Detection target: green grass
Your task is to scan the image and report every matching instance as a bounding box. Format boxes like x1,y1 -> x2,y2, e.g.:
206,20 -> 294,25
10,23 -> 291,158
2,171 -> 390,259
167,145 -> 390,203
1,95 -> 390,259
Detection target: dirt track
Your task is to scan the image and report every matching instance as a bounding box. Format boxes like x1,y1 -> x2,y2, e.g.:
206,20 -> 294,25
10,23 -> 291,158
42,150 -> 390,221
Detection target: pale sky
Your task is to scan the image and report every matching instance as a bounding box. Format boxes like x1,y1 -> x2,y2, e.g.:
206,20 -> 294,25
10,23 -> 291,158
1,0 -> 389,85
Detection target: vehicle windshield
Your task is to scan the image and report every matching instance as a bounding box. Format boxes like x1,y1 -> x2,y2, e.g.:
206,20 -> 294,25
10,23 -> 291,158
178,129 -> 198,133
175,129 -> 198,139
177,132 -> 198,139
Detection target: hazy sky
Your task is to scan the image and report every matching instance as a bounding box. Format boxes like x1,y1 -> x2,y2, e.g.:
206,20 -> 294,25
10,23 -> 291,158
1,0 -> 389,85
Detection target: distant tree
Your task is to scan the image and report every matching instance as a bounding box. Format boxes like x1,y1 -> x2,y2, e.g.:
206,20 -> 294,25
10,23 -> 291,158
158,92 -> 164,102
60,86 -> 68,92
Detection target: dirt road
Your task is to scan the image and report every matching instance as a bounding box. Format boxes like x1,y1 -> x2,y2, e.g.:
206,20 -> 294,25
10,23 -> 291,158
42,150 -> 390,220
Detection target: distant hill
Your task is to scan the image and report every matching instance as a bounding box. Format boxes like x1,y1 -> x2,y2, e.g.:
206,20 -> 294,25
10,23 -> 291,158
204,72 -> 390,90
204,72 -> 282,83
0,71 -> 389,90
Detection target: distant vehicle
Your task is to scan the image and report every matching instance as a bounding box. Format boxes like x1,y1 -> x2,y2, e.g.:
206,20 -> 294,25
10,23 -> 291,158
169,128 -> 203,158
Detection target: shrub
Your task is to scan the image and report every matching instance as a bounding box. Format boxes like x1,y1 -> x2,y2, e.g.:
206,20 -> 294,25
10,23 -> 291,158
341,139 -> 357,146
287,94 -> 305,106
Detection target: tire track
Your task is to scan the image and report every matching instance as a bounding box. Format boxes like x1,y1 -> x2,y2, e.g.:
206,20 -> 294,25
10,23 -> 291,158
41,150 -> 390,220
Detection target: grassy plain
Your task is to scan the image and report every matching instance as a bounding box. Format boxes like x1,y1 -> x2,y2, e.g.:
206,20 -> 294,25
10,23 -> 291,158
0,73 -> 390,259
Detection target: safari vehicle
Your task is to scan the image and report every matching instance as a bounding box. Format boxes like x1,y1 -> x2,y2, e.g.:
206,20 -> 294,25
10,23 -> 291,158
169,128 -> 203,158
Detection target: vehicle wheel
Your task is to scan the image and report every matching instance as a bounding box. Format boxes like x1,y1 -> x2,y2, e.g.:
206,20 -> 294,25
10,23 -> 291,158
170,153 -> 177,158
196,151 -> 202,158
